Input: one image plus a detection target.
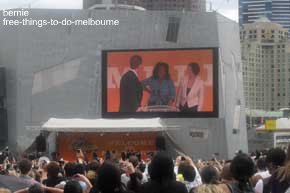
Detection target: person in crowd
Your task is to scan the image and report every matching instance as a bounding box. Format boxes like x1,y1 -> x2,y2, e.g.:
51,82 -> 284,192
0,188 -> 11,193
220,162 -> 233,184
264,147 -> 288,193
64,180 -> 82,193
29,169 -> 41,183
92,151 -> 99,162
265,148 -> 286,175
55,162 -> 92,193
18,159 -> 39,186
51,152 -> 60,162
85,160 -> 100,185
105,150 -> 111,161
14,184 -> 44,193
176,63 -> 205,112
218,162 -> 234,193
142,62 -> 176,107
139,152 -> 188,193
63,162 -> 77,180
255,158 -> 271,179
123,160 -> 143,193
177,162 -> 196,192
121,155 -> 147,187
286,143 -> 290,162
1,160 -> 17,177
276,161 -> 290,193
252,158 -> 271,193
119,55 -> 143,112
287,186 -> 290,193
200,166 -> 220,185
228,153 -> 255,193
175,156 -> 203,189
27,184 -> 44,193
91,162 -> 133,193
121,152 -> 126,162
73,174 -> 92,193
111,151 -> 118,162
74,163 -> 86,175
42,161 -> 65,187
15,184 -> 64,193
195,184 -> 224,193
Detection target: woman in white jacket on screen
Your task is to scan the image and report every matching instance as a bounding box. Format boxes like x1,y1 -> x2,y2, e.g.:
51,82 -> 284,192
176,63 -> 205,112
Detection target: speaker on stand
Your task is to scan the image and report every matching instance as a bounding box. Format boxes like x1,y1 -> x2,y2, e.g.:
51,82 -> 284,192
155,135 -> 166,151
0,67 -> 7,149
35,132 -> 47,155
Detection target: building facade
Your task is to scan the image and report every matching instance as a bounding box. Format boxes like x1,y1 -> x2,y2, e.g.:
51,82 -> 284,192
140,0 -> 206,12
241,18 -> 290,110
239,0 -> 290,34
0,10 -> 247,159
83,0 -> 206,12
271,0 -> 290,33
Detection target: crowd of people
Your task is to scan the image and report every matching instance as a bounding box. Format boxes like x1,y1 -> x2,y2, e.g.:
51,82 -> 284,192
1,148 -> 290,193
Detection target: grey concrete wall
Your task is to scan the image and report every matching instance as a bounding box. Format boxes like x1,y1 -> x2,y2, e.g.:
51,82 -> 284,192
0,9 -> 247,159
0,15 -> 19,149
216,14 -> 248,157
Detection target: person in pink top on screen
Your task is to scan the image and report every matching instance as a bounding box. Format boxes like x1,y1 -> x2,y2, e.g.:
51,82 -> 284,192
176,63 -> 205,112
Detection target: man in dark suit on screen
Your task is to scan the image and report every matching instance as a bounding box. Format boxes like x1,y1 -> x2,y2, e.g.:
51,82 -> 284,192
119,55 -> 143,112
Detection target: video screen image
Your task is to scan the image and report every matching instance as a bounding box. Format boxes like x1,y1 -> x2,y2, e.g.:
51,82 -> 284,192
102,48 -> 218,118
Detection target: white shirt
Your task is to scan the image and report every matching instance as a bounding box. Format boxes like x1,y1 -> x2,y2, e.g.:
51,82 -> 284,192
174,165 -> 202,189
129,68 -> 138,78
176,76 -> 205,111
254,170 -> 271,193
121,172 -> 148,187
254,170 -> 271,179
121,173 -> 130,187
255,179 -> 264,193
286,186 -> 290,193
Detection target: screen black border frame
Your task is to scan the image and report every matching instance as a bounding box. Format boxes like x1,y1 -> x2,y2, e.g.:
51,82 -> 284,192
102,47 -> 219,118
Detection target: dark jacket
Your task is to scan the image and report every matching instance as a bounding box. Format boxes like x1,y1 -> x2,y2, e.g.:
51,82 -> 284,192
43,176 -> 65,187
263,172 -> 290,193
119,70 -> 143,112
139,180 -> 188,193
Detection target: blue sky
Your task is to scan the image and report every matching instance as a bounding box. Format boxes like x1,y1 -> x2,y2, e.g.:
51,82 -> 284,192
0,0 -> 238,22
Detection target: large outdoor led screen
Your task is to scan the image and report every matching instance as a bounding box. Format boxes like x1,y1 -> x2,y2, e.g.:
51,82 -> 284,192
102,48 -> 219,118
